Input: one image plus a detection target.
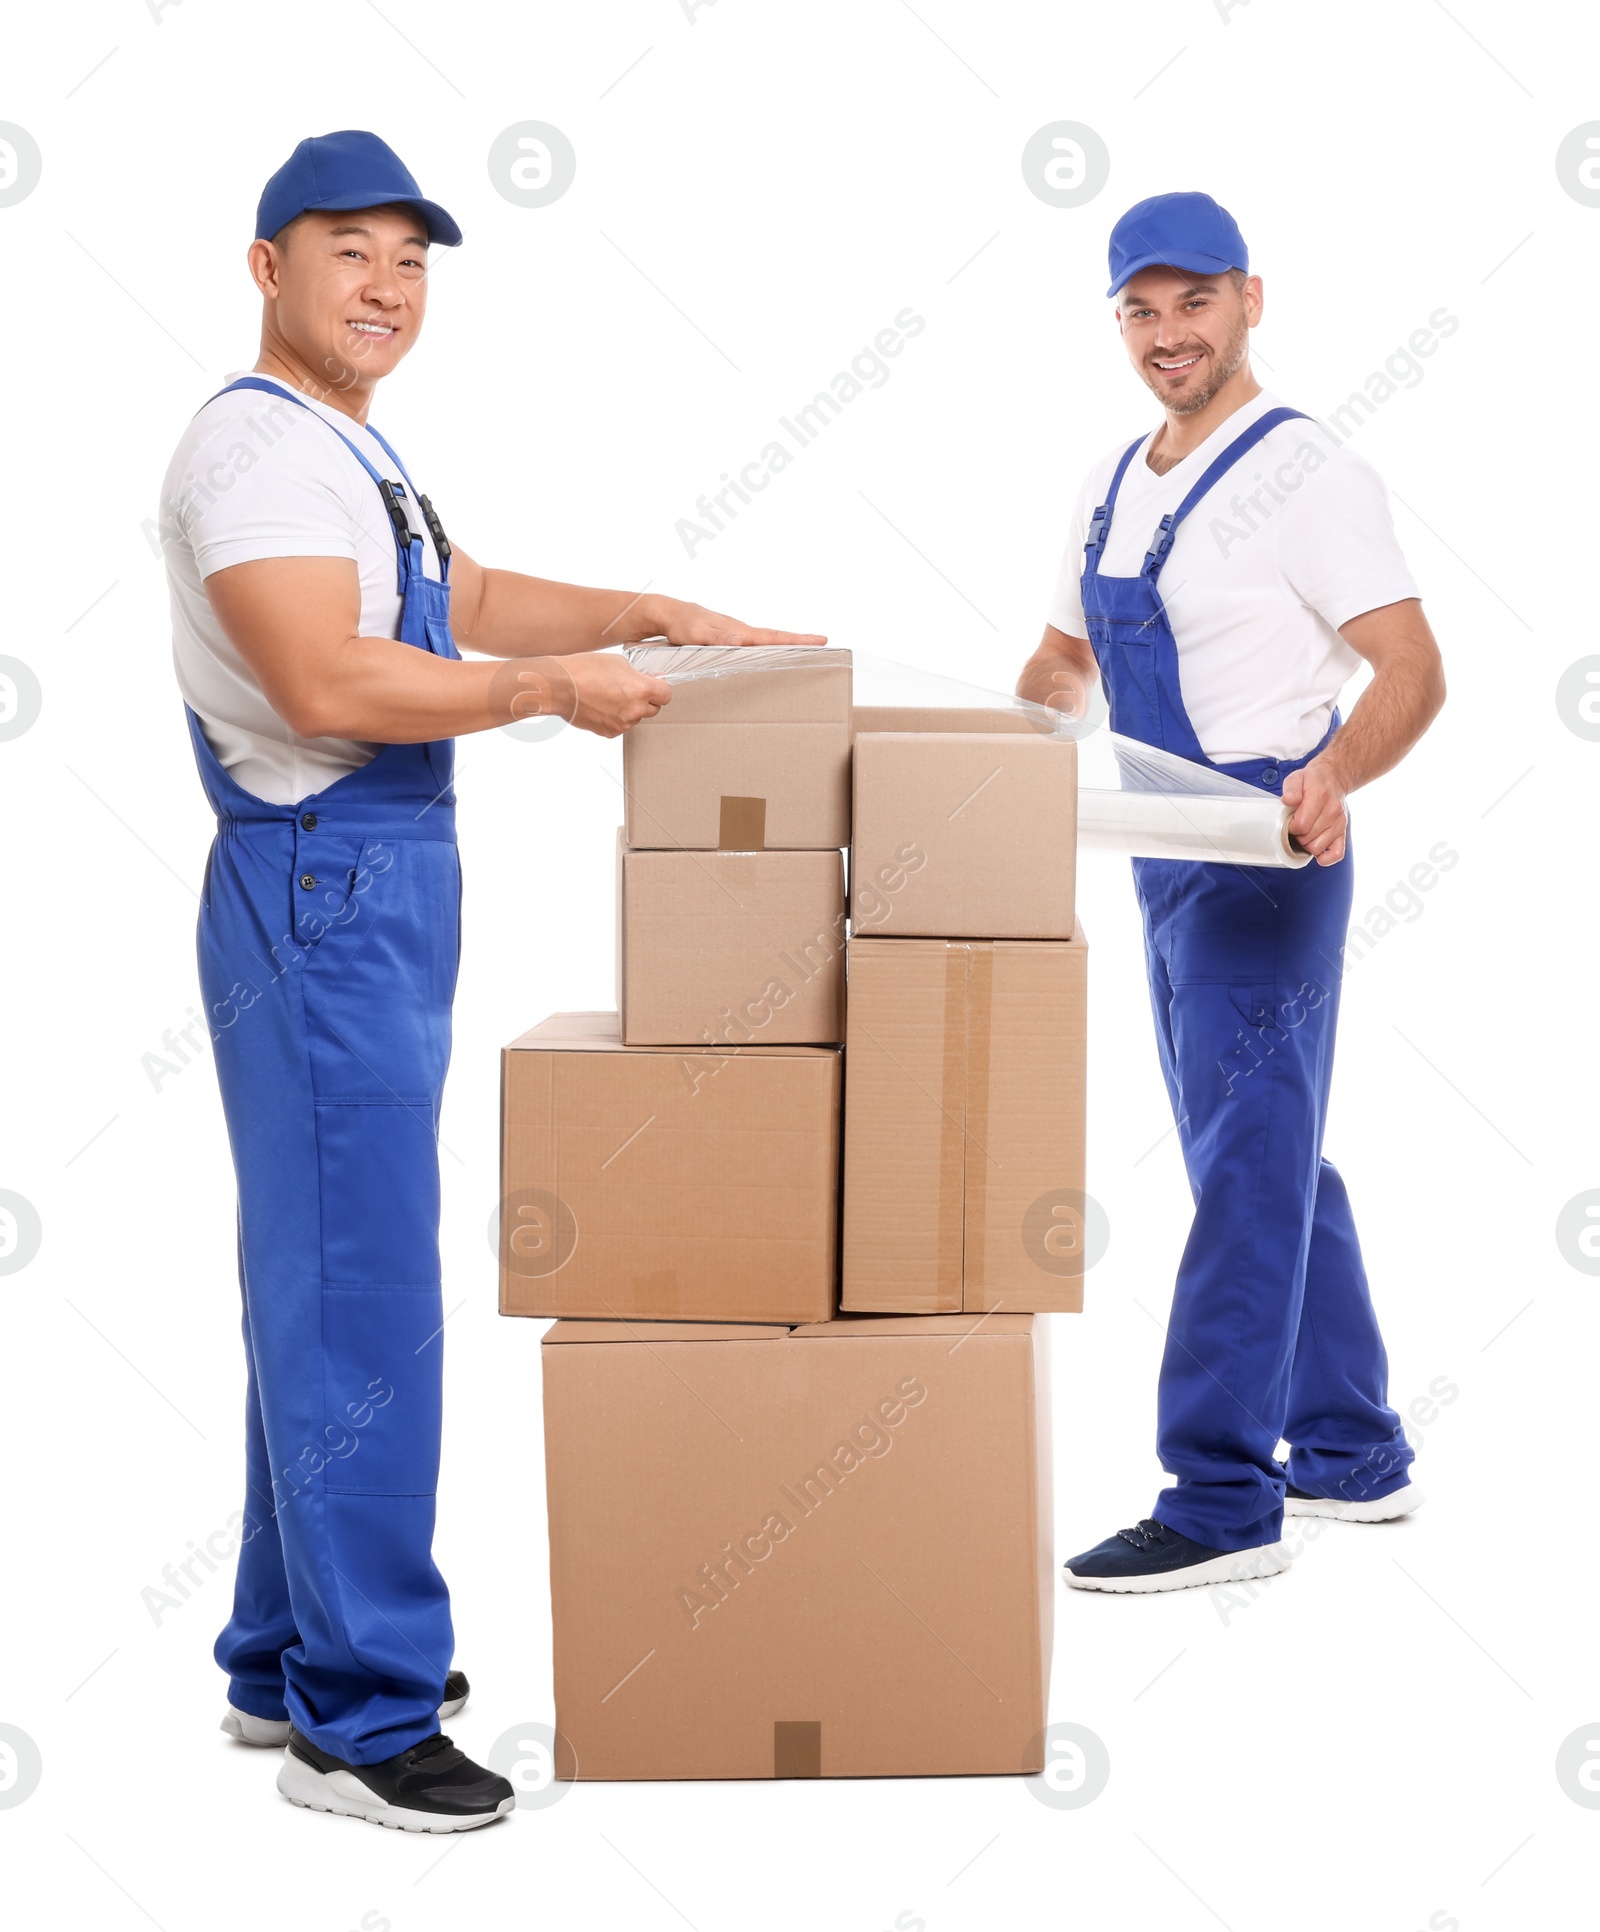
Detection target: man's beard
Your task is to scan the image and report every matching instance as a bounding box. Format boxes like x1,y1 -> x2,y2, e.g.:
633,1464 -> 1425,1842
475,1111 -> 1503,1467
1143,314 -> 1248,415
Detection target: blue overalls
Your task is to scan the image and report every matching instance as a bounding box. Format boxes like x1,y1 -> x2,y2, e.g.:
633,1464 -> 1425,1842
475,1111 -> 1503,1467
1081,407 -> 1413,1552
190,377 -> 461,1763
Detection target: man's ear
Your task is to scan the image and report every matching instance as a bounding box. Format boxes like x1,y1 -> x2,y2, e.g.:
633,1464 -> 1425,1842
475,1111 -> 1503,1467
248,238 -> 281,301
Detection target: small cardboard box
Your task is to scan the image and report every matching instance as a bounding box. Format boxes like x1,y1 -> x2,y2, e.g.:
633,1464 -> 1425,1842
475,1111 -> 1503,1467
542,1313 -> 1053,1780
618,840 -> 845,1047
842,934 -> 1088,1314
852,731 -> 1076,939
500,1014 -> 840,1323
623,648 -> 852,851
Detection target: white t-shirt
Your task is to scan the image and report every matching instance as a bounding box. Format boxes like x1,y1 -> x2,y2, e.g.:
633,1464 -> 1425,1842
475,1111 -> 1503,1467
161,370 -> 443,805
1048,390 -> 1419,762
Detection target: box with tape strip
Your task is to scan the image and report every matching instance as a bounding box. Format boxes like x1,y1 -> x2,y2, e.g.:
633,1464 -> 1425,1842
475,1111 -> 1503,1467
542,1313 -> 1052,1780
617,837 -> 846,1047
842,933 -> 1088,1314
500,1013 -> 841,1323
623,646 -> 852,850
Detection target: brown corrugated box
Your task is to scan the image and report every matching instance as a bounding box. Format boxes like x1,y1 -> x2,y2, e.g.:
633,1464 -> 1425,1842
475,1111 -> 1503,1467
842,933 -> 1088,1314
852,704 -> 1036,736
542,1313 -> 1052,1780
852,731 -> 1076,938
624,650 -> 852,850
500,1013 -> 840,1322
617,838 -> 845,1047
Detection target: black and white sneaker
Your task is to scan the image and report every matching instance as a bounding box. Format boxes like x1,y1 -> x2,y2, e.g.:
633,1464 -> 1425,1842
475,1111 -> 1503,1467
1064,1518 -> 1291,1594
1283,1481 -> 1424,1523
221,1669 -> 470,1748
277,1727 -> 514,1832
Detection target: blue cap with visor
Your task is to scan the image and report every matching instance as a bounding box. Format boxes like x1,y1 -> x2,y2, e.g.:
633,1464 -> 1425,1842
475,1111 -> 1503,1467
256,130 -> 462,248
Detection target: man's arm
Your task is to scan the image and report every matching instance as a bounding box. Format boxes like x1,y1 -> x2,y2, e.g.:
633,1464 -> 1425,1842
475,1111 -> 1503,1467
204,556 -> 673,742
1015,624 -> 1099,717
1282,597 -> 1446,866
446,550 -> 825,657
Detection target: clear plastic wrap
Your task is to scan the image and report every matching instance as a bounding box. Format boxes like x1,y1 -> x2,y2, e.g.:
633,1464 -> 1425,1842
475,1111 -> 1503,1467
627,645 -> 1309,869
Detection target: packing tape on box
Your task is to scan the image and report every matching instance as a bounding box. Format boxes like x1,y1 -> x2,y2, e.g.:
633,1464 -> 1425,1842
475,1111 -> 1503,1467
962,946 -> 994,1311
937,950 -> 967,1313
631,645 -> 1310,870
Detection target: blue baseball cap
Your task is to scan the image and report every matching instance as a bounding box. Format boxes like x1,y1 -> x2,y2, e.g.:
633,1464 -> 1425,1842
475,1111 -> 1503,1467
1106,191 -> 1246,298
256,130 -> 463,248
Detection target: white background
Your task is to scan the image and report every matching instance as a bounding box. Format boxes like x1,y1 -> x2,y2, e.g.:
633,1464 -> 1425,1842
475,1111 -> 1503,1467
1,2 -> 1594,1927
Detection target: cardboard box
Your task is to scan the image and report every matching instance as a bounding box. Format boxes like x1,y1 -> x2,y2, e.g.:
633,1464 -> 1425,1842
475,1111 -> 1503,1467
852,704 -> 1036,736
842,934 -> 1088,1314
852,732 -> 1077,938
618,840 -> 845,1047
500,1014 -> 841,1322
542,1313 -> 1052,1780
624,648 -> 852,850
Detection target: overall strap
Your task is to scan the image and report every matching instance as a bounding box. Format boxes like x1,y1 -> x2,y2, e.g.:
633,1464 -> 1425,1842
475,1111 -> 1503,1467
1141,406 -> 1312,578
206,377 -> 437,585
1084,434 -> 1147,560
366,422 -> 452,578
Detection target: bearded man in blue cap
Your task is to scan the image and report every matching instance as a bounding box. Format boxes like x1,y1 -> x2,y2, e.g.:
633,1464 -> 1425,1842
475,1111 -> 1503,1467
162,131 -> 824,1826
1018,191 -> 1446,1593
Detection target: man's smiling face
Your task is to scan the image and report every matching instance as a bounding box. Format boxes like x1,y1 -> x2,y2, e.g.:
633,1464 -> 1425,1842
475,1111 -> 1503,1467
262,204 -> 430,387
1115,264 -> 1261,415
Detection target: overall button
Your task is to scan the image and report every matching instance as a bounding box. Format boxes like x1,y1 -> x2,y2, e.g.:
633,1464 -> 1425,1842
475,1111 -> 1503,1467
299,873 -> 318,891
1260,767 -> 1280,787
300,813 -> 318,831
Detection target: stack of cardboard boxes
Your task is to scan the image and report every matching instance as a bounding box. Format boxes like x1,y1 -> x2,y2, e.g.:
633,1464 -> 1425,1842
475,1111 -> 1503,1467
499,651 -> 1086,1782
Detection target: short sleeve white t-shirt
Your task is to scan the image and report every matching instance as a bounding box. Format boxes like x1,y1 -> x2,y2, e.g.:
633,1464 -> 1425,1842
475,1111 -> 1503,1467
161,371 -> 442,805
1048,390 -> 1420,763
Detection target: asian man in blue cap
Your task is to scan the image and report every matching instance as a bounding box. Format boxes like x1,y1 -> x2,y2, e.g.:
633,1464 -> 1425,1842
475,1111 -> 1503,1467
1017,191 -> 1446,1592
162,130 -> 825,1826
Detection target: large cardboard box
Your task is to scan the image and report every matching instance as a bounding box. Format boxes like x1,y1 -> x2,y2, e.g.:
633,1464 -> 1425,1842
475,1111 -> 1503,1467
542,1313 -> 1053,1780
618,840 -> 845,1047
624,648 -> 852,851
842,934 -> 1088,1314
500,1014 -> 841,1322
852,731 -> 1076,938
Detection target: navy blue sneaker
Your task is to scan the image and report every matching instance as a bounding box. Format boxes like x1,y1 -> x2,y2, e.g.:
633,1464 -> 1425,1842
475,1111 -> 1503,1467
1283,1480 -> 1423,1523
1063,1518 -> 1291,1593
277,1728 -> 514,1833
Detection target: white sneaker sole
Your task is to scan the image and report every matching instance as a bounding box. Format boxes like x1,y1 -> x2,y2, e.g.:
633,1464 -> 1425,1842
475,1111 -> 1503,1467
221,1709 -> 291,1747
1283,1486 -> 1424,1523
1065,1541 -> 1291,1594
276,1753 -> 513,1833
223,1688 -> 467,1749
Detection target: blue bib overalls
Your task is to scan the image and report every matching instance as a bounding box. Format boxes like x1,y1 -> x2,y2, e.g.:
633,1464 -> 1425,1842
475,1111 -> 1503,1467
190,377 -> 461,1763
1081,408 -> 1413,1551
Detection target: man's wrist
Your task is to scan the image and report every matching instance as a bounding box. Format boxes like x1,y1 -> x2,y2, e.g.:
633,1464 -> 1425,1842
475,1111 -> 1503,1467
1307,748 -> 1350,798
631,592 -> 685,641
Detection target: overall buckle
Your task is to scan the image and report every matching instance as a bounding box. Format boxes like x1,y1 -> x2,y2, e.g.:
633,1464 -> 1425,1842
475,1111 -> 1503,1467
1141,513 -> 1176,576
1084,504 -> 1111,555
417,493 -> 452,564
378,479 -> 421,549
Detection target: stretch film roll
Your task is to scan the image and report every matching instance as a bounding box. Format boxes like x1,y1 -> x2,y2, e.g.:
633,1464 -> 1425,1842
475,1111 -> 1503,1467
1077,786 -> 1308,868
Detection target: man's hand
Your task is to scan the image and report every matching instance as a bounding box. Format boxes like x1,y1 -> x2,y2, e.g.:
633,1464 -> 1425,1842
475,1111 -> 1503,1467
556,654 -> 673,738
1281,759 -> 1347,866
656,601 -> 827,650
